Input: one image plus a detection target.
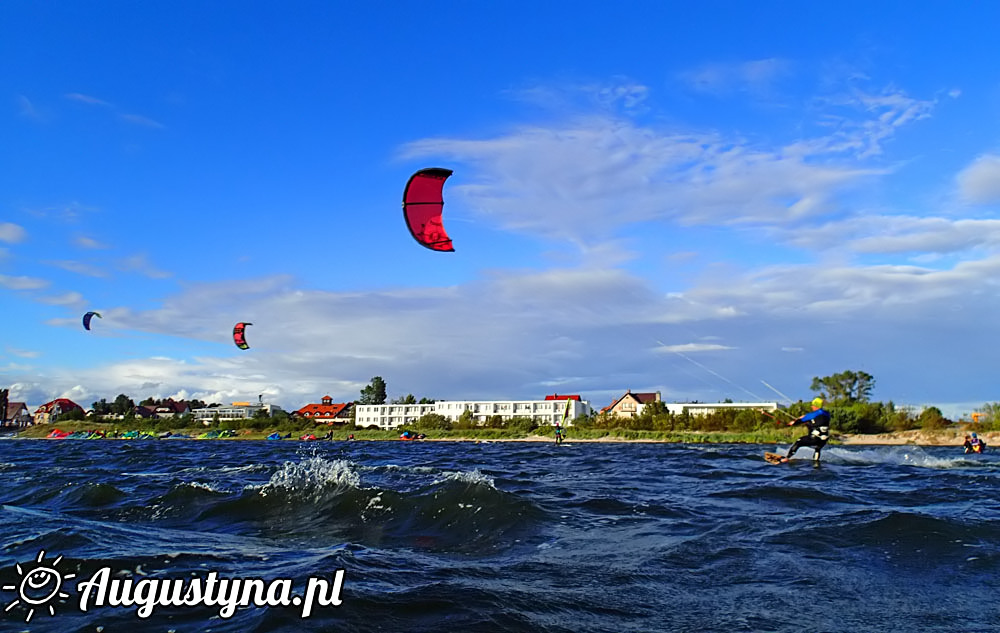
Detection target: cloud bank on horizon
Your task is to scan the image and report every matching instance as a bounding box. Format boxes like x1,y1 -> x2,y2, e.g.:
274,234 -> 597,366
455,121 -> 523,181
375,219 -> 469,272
2,3 -> 999,418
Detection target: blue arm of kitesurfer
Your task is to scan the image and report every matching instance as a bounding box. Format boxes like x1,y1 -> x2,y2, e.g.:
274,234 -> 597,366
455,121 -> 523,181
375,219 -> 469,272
789,409 -> 824,426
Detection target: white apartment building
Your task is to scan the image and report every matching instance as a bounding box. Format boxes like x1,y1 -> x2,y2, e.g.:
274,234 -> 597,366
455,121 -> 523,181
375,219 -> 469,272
192,402 -> 285,425
664,402 -> 781,416
354,398 -> 593,430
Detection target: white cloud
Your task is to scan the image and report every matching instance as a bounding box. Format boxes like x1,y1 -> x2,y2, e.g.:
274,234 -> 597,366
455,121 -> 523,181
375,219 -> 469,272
118,254 -> 171,279
401,117 -> 884,248
509,77 -> 650,114
0,274 -> 49,290
8,246 -> 1000,410
26,201 -> 96,222
677,58 -> 791,95
64,93 -> 163,129
655,343 -> 736,353
0,223 -> 27,244
4,347 -> 40,359
120,113 -> 164,128
957,154 -> 1000,204
785,215 -> 1000,255
795,86 -> 936,159
65,93 -> 112,107
45,260 -> 108,277
17,95 -> 41,119
75,236 -> 109,249
38,291 -> 85,306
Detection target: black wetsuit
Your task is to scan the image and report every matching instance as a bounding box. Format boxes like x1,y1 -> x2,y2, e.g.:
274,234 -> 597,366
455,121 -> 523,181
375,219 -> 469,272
786,408 -> 831,461
965,438 -> 987,453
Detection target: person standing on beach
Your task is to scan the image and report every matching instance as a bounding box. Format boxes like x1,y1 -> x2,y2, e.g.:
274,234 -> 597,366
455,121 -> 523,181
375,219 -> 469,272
781,397 -> 830,463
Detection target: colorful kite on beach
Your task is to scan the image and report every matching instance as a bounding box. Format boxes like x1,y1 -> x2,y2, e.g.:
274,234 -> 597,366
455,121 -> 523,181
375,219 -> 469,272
233,322 -> 252,350
402,167 -> 454,252
82,311 -> 102,330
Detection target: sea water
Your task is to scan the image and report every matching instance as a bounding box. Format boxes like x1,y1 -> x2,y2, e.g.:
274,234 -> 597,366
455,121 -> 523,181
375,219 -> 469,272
1,440 -> 998,632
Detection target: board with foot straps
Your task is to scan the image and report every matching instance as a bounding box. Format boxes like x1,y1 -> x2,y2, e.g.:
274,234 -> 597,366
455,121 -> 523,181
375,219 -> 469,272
764,452 -> 786,464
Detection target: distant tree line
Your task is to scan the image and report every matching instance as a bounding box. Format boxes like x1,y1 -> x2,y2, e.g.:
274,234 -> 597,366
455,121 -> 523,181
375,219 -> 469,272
24,369 -> 1000,434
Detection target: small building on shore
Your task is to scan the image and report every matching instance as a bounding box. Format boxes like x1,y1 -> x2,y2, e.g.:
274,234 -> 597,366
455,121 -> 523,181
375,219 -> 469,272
192,401 -> 285,425
33,398 -> 84,425
3,402 -> 32,427
665,402 -> 782,416
601,390 -> 662,419
294,396 -> 353,425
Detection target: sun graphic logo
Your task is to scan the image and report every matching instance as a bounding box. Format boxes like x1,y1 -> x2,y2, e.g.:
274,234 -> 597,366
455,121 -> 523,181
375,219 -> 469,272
2,550 -> 75,622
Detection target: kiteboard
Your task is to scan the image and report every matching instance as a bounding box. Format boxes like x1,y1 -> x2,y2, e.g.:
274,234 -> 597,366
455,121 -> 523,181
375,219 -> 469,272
764,452 -> 786,465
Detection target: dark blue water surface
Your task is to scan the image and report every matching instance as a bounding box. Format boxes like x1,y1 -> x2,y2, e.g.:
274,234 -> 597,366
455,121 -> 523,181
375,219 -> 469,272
1,439 -> 999,632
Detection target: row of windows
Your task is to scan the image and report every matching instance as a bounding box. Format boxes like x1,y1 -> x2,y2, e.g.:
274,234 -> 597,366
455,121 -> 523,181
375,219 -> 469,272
355,414 -> 566,425
358,402 -> 578,415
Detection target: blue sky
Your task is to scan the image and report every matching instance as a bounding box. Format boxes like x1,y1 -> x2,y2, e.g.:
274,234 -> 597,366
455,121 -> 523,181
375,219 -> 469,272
3,1 -> 1000,418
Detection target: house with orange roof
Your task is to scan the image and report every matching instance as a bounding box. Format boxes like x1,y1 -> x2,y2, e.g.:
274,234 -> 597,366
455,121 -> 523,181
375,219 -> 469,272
33,398 -> 84,424
294,396 -> 354,425
601,389 -> 661,419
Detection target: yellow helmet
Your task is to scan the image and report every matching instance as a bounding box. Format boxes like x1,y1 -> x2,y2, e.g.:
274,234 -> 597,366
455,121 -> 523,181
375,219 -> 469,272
811,397 -> 823,408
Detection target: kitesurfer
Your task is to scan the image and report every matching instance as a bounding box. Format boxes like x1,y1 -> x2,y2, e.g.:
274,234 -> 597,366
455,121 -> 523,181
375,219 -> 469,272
781,397 -> 830,463
964,433 -> 987,454
554,424 -> 563,444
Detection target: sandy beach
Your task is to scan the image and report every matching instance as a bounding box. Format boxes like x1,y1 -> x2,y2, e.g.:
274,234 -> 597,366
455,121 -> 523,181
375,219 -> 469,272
836,429 -> 996,447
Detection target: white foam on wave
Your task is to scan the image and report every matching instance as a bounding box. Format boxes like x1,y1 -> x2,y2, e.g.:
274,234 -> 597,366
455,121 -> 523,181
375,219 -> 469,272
180,481 -> 230,494
364,463 -> 437,474
256,456 -> 361,497
432,469 -> 496,488
823,445 -> 987,469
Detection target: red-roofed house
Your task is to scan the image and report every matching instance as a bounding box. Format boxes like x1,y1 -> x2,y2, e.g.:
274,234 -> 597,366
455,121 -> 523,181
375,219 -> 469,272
153,400 -> 191,418
295,396 -> 353,425
544,394 -> 582,401
33,398 -> 84,424
601,390 -> 661,419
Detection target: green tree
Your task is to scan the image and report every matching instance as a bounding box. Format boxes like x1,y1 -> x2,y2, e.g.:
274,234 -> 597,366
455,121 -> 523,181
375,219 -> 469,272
55,408 -> 85,422
92,399 -> 112,416
979,403 -> 1000,431
112,394 -> 135,416
175,413 -> 196,428
810,370 -> 875,404
414,413 -> 452,430
453,409 -> 476,429
918,406 -> 947,430
391,394 -> 417,404
359,376 -> 387,405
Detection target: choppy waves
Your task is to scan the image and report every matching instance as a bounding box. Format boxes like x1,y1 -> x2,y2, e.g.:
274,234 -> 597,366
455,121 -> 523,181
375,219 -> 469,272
2,441 -> 1000,631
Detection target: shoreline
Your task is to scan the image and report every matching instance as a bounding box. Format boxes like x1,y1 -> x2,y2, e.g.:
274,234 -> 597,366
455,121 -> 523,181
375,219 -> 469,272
8,427 -> 989,447
436,430 -> 990,446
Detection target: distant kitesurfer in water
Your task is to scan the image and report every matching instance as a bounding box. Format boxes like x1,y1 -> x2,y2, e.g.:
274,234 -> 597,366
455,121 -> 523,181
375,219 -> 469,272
554,423 -> 563,444
781,397 -> 830,463
964,433 -> 987,453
